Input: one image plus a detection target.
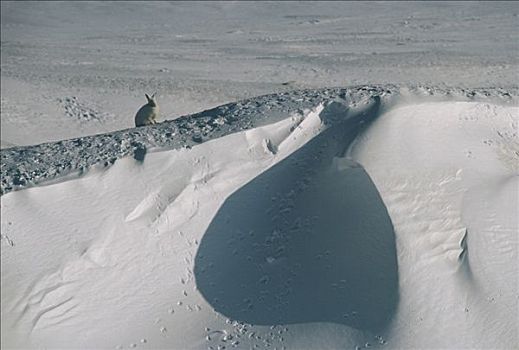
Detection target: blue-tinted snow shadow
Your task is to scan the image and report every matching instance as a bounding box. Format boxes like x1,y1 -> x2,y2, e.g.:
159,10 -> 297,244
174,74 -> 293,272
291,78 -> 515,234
194,97 -> 399,332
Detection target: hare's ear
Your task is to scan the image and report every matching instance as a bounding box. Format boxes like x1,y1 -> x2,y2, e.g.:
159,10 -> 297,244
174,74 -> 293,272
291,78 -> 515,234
145,93 -> 151,102
151,92 -> 157,99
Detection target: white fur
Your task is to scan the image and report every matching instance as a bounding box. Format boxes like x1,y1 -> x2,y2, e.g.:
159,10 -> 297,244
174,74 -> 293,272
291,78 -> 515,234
135,93 -> 159,127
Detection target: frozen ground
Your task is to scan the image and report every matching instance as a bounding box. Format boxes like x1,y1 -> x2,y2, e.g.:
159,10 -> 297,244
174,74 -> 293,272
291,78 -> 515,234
1,1 -> 518,147
1,2 -> 519,350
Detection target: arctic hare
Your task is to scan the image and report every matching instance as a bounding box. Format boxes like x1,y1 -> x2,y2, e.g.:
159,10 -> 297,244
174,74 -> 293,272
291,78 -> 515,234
135,93 -> 159,127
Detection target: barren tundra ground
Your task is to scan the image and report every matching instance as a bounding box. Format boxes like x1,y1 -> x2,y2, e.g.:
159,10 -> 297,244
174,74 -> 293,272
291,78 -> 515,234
1,2 -> 518,350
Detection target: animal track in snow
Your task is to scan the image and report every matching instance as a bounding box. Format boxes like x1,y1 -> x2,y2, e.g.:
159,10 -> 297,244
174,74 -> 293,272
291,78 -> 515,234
58,96 -> 112,123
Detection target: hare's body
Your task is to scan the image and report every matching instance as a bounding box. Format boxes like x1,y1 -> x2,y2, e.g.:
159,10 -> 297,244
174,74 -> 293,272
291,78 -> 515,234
135,93 -> 159,127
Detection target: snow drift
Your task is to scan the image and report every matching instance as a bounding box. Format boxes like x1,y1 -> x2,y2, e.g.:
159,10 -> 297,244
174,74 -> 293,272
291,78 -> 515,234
1,89 -> 518,350
350,101 -> 518,349
194,96 -> 398,332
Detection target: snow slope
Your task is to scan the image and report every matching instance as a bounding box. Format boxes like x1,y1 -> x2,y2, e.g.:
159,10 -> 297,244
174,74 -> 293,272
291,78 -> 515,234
1,1 -> 518,349
2,91 -> 518,349
1,97 -> 387,349
351,101 -> 518,349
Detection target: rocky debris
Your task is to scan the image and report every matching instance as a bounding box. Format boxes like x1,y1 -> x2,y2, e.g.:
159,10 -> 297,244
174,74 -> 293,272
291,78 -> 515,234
1,85 -> 517,196
132,142 -> 147,162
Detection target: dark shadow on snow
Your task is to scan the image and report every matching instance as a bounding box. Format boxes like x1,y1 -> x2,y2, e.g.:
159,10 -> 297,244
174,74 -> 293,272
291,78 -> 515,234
194,97 -> 399,332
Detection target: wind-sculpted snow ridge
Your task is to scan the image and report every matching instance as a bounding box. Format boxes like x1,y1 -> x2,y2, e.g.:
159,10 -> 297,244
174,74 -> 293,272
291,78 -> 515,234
1,84 -> 517,349
193,95 -> 399,333
0,85 -> 517,196
1,95 -> 391,349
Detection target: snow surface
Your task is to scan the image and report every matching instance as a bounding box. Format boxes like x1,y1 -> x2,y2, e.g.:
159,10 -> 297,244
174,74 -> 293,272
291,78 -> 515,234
351,101 -> 518,349
1,2 -> 519,350
1,1 -> 518,147
2,93 -> 518,349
